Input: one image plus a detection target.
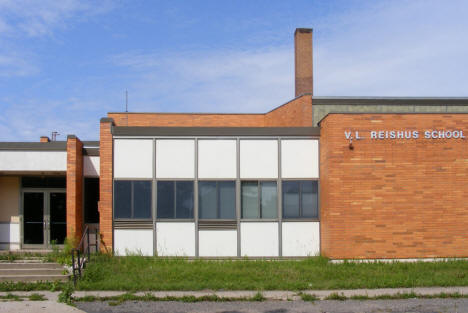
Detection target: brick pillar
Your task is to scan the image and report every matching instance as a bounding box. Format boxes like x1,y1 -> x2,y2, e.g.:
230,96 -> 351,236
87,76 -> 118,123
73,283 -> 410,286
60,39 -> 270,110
294,28 -> 313,97
99,118 -> 114,253
66,135 -> 84,243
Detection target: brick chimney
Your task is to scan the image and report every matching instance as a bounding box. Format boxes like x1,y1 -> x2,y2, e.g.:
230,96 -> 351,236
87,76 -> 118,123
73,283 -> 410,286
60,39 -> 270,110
294,28 -> 313,97
40,136 -> 50,143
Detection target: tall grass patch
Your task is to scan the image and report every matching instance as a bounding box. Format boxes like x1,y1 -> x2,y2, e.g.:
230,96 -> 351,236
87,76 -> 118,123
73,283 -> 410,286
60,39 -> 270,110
76,256 -> 468,291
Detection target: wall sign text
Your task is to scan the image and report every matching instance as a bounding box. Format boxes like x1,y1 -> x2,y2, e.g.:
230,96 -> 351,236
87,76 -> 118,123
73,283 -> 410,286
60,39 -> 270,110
345,130 -> 466,140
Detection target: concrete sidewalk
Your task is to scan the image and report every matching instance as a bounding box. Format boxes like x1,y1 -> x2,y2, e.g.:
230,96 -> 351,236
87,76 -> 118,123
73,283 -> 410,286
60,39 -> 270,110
1,286 -> 468,302
1,287 -> 468,313
73,286 -> 468,300
1,300 -> 84,313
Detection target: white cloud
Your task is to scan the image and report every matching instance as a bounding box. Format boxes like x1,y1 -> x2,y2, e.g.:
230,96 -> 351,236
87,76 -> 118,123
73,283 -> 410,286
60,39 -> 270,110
112,0 -> 468,116
0,0 -> 114,37
112,47 -> 294,113
0,53 -> 38,77
0,98 -> 106,141
314,0 -> 468,96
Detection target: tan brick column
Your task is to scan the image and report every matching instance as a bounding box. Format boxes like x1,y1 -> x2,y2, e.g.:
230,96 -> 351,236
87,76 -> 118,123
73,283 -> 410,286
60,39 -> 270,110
99,118 -> 114,253
66,135 -> 84,243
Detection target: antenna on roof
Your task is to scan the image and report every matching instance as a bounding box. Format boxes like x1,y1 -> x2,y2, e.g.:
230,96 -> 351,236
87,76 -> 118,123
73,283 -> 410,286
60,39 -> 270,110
51,131 -> 60,141
125,89 -> 128,112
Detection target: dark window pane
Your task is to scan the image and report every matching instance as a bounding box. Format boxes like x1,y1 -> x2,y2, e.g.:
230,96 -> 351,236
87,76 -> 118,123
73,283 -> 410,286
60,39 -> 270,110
24,193 -> 44,223
22,176 -> 66,188
114,181 -> 131,219
84,178 -> 100,224
50,193 -> 66,223
133,181 -> 152,219
219,181 -> 236,219
242,182 -> 258,218
176,181 -> 194,218
157,181 -> 174,218
50,193 -> 66,245
261,182 -> 277,218
199,182 -> 217,219
23,192 -> 44,244
282,181 -> 300,218
301,181 -> 318,218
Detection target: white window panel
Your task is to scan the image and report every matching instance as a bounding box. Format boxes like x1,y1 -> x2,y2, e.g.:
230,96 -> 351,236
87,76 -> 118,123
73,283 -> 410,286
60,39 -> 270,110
156,140 -> 195,179
282,222 -> 320,257
114,139 -> 153,179
198,140 -> 236,179
240,222 -> 278,257
199,230 -> 237,257
240,140 -> 278,179
114,229 -> 154,256
156,223 -> 195,256
281,140 -> 319,178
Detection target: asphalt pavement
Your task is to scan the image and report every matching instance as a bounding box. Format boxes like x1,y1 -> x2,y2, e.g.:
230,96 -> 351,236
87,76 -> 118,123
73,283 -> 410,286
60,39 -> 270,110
76,298 -> 468,313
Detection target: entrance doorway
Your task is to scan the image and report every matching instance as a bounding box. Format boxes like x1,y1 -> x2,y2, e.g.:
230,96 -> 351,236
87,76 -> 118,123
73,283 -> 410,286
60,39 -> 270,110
23,190 -> 66,248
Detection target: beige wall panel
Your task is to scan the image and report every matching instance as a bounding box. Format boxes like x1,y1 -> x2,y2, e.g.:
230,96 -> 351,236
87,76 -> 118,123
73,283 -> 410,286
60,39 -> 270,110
0,177 -> 20,222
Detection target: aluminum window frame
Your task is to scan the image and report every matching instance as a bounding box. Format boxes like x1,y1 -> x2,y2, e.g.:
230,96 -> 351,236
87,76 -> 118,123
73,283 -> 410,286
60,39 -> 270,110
112,135 -> 321,257
198,180 -> 237,220
113,179 -> 153,221
156,180 -> 195,220
281,179 -> 319,221
240,180 -> 278,220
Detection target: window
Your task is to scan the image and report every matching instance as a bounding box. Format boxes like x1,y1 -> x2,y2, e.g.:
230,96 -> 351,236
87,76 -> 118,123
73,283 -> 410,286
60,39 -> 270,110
199,181 -> 236,219
157,181 -> 194,218
282,181 -> 318,219
114,180 -> 152,219
84,178 -> 99,224
241,181 -> 277,218
22,176 -> 66,188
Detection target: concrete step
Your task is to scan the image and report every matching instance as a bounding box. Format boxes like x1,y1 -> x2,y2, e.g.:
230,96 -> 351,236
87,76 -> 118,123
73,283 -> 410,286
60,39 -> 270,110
0,274 -> 70,282
0,262 -> 62,269
0,268 -> 65,275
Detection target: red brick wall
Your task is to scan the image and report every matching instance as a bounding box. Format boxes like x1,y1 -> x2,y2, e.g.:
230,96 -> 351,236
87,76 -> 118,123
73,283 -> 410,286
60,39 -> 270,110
66,136 -> 83,242
109,113 -> 265,127
99,119 -> 113,252
108,95 -> 313,128
320,114 -> 468,259
265,95 -> 312,127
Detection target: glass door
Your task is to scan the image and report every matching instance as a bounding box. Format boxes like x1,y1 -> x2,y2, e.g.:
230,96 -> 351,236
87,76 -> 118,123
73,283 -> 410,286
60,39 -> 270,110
22,190 -> 67,248
49,192 -> 66,245
23,192 -> 46,248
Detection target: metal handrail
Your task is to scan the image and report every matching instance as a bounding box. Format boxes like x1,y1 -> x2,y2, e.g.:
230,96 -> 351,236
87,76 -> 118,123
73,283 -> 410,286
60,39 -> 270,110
71,225 -> 99,285
71,248 -> 81,285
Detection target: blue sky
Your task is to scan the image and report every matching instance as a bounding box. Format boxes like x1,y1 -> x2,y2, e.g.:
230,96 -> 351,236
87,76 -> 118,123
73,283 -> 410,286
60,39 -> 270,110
0,0 -> 467,141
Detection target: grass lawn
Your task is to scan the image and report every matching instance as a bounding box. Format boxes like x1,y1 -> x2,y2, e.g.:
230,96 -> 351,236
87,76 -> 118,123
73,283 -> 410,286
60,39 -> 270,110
75,255 -> 468,291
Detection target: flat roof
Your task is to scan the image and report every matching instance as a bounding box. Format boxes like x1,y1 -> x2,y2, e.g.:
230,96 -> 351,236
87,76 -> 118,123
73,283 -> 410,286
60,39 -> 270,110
312,97 -> 468,106
0,142 -> 67,151
317,112 -> 468,125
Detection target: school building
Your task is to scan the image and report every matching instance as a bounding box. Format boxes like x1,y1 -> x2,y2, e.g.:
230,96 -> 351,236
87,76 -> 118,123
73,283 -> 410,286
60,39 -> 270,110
1,28 -> 467,259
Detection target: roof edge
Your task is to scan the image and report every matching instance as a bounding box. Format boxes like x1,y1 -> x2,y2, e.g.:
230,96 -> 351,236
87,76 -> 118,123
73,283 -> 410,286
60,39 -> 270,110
317,112 -> 468,126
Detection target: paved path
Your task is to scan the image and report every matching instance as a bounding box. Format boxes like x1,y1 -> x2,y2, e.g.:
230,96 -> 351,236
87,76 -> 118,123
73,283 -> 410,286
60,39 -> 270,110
1,300 -> 84,313
2,286 -> 468,302
72,286 -> 468,300
1,287 -> 468,313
